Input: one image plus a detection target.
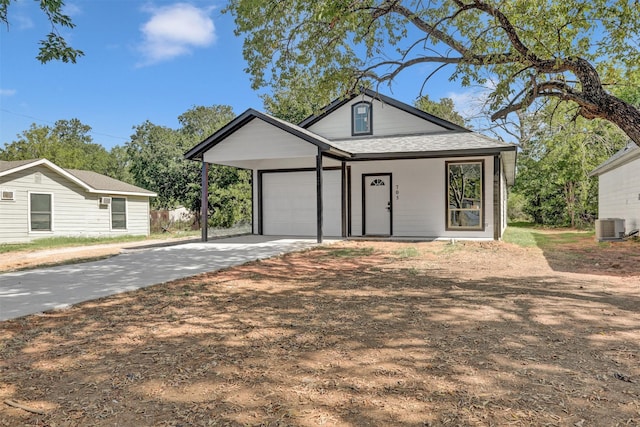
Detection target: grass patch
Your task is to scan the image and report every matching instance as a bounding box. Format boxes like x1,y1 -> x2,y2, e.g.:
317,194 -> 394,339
393,246 -> 420,258
0,230 -> 200,254
324,247 -> 375,258
503,226 -> 538,247
504,224 -> 595,249
0,235 -> 147,254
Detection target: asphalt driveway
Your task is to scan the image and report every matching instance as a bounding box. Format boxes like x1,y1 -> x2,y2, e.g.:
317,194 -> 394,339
0,236 -> 333,321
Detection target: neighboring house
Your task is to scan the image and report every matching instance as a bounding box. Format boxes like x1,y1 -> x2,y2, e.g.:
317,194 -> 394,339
590,141 -> 640,232
0,159 -> 157,243
185,90 -> 517,242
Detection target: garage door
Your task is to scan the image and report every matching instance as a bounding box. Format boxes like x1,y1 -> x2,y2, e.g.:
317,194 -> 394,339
262,170 -> 342,236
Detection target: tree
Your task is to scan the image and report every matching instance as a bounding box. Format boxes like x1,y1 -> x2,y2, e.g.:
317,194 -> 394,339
178,105 -> 251,228
511,102 -> 627,227
0,119 -> 114,174
125,105 -> 251,228
126,121 -> 192,210
261,70 -> 339,124
414,95 -> 468,127
227,0 -> 640,145
1,0 -> 84,63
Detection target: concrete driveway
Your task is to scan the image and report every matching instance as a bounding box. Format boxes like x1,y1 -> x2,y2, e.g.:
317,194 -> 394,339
0,236 -> 334,321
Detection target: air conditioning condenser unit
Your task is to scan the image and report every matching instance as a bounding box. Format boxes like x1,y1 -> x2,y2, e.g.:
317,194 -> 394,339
595,218 -> 625,241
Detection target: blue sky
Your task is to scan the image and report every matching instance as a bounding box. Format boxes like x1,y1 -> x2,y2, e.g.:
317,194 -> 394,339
0,0 -> 485,151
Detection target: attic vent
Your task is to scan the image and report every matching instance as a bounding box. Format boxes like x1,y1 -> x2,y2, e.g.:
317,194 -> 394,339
99,197 -> 112,205
1,190 -> 15,201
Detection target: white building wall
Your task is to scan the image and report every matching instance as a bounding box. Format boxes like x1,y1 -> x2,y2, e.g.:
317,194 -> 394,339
307,95 -> 448,140
0,165 -> 150,243
598,157 -> 640,231
203,118 -> 318,165
349,157 -> 495,239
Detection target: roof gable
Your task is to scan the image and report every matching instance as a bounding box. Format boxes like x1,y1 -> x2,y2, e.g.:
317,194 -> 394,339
299,89 -> 470,133
184,109 -> 349,161
0,159 -> 156,196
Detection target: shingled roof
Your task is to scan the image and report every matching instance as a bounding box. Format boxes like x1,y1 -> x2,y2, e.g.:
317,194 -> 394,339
0,159 -> 156,196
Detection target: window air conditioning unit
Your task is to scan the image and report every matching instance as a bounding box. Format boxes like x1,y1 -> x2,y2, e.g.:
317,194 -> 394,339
1,190 -> 15,201
99,197 -> 112,205
595,218 -> 625,241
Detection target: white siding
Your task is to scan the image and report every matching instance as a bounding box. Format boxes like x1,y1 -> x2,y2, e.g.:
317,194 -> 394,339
307,95 -> 448,139
349,157 -> 495,240
203,118 -> 318,165
0,165 -> 151,243
598,157 -> 640,231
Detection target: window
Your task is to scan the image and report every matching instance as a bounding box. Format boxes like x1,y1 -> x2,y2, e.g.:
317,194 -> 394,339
111,197 -> 127,230
370,178 -> 385,186
446,161 -> 484,230
352,101 -> 372,135
30,193 -> 52,231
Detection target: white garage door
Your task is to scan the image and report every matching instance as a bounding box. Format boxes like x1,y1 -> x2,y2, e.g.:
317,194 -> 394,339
262,170 -> 342,236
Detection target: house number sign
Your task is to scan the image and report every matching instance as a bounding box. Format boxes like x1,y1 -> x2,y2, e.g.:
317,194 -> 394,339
395,185 -> 400,200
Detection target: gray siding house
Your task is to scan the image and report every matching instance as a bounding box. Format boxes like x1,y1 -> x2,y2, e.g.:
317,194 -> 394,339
186,90 -> 517,242
590,141 -> 640,233
0,159 -> 157,243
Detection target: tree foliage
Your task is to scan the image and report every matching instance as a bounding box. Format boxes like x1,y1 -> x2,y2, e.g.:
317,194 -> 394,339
512,103 -> 627,227
414,95 -> 468,128
1,0 -> 84,63
227,0 -> 640,144
262,70 -> 339,124
0,119 -> 115,175
124,105 -> 251,228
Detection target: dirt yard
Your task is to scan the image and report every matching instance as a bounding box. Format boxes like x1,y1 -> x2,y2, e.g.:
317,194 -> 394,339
1,234 -> 638,426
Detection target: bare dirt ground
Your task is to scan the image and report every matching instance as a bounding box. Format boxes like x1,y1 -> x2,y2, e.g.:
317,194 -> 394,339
1,234 -> 639,426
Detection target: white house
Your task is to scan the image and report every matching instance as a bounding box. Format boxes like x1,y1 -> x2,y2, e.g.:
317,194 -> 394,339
185,90 -> 517,242
0,159 -> 157,243
590,141 -> 640,233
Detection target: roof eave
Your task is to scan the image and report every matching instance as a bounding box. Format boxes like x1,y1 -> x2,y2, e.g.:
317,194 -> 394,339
0,159 -> 97,193
348,145 -> 516,160
589,147 -> 640,177
299,89 -> 471,132
185,109 -> 338,161
87,189 -> 157,197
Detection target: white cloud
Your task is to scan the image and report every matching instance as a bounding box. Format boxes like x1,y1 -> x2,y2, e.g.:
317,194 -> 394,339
447,90 -> 486,119
0,89 -> 17,97
138,3 -> 216,66
62,2 -> 82,17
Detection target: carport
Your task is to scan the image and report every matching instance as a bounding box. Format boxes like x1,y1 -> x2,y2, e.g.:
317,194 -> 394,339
184,109 -> 351,244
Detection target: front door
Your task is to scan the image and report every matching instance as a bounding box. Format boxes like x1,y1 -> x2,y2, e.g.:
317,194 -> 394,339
363,174 -> 391,235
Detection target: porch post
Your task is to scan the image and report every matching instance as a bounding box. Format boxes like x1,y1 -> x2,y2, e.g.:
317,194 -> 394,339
201,161 -> 209,242
493,155 -> 501,240
316,148 -> 323,244
341,161 -> 347,238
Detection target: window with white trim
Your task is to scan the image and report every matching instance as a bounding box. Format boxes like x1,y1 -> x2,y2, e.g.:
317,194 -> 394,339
111,197 -> 127,230
446,161 -> 484,230
352,101 -> 372,135
30,193 -> 52,231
